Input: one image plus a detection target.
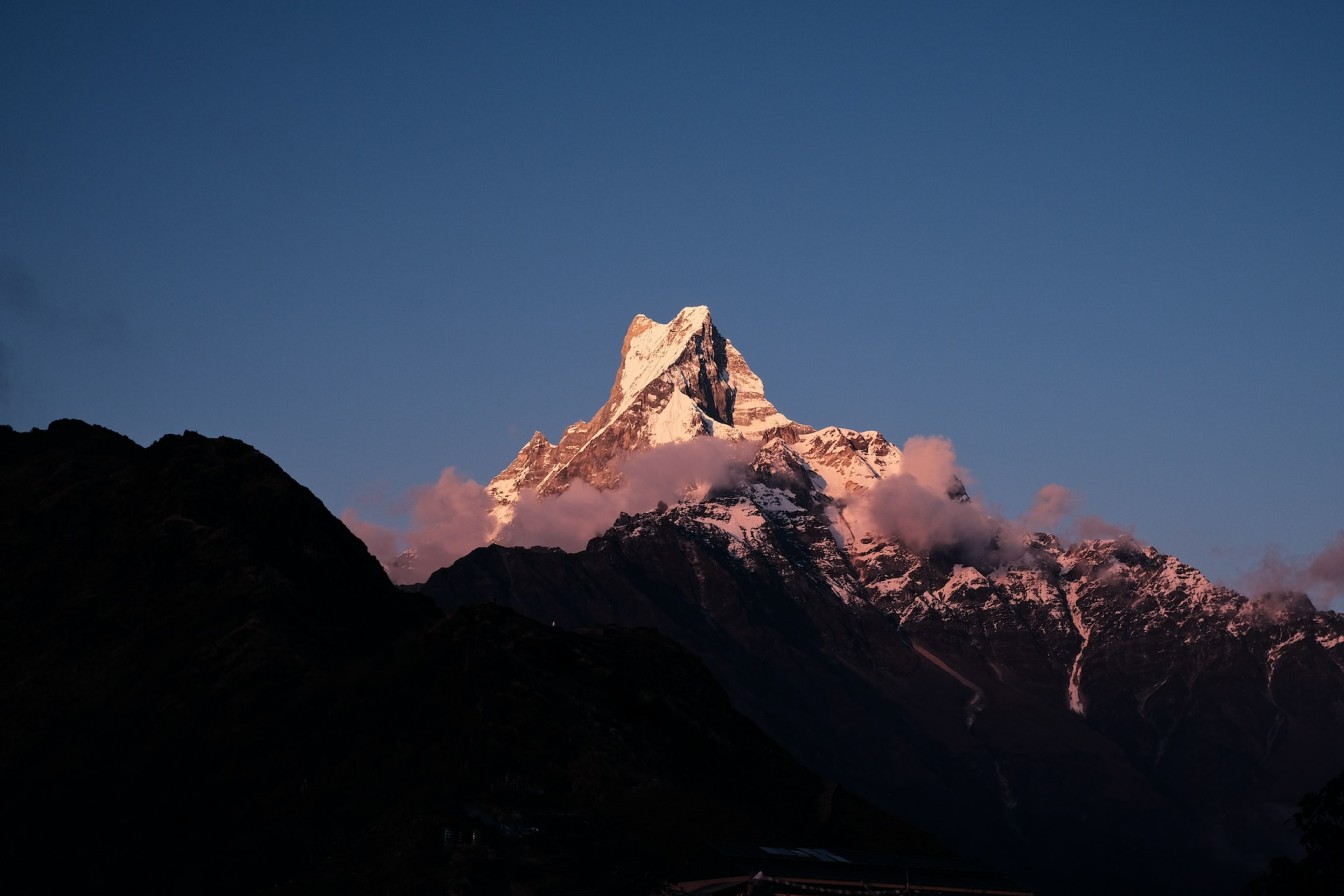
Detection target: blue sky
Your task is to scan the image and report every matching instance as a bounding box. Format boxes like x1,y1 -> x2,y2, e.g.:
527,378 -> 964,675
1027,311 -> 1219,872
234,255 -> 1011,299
3,2 -> 1341,600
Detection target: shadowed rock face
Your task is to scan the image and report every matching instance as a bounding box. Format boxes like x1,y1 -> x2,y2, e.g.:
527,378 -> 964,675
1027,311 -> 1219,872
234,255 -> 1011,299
413,298 -> 1344,896
423,506 -> 1344,895
0,419 -> 422,676
0,420 -> 935,896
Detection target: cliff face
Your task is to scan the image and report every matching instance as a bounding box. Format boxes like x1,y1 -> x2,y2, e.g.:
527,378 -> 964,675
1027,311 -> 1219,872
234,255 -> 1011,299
486,306 -> 803,511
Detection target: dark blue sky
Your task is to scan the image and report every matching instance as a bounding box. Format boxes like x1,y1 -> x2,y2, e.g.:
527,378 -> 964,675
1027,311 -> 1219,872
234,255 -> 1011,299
3,2 -> 1341,601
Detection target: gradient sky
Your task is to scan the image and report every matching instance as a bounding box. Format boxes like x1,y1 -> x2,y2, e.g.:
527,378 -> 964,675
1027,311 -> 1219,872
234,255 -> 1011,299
3,2 -> 1341,601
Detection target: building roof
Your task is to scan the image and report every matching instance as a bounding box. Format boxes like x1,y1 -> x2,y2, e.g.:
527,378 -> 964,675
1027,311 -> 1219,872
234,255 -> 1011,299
674,845 -> 1033,896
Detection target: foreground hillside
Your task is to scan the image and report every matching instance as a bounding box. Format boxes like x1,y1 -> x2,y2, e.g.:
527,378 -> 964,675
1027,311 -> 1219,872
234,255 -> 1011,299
0,420 -> 934,895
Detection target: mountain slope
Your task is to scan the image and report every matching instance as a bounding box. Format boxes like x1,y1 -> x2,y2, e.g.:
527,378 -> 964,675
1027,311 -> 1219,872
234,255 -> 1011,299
0,420 -> 935,895
423,306 -> 1344,895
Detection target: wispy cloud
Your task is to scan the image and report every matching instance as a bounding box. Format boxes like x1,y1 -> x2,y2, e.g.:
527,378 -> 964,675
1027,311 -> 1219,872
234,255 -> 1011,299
500,438 -> 753,552
1240,532 -> 1344,611
1021,483 -> 1077,532
851,435 -> 1133,570
853,435 -> 1003,563
345,438 -> 755,584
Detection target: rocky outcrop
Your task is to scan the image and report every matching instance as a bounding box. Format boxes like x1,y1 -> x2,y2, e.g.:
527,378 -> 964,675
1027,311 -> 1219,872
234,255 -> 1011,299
487,306 -> 806,513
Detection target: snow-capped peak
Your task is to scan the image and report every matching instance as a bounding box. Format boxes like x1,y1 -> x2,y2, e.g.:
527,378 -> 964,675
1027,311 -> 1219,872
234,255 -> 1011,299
487,306 -> 806,505
612,306 -> 713,416
607,305 -> 793,437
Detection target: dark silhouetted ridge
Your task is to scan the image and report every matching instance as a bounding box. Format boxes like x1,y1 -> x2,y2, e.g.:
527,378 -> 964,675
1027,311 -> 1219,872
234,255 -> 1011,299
0,420 -> 932,895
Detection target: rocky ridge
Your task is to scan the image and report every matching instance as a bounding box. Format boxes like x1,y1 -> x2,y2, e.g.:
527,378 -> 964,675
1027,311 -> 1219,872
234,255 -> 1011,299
486,306 -> 806,515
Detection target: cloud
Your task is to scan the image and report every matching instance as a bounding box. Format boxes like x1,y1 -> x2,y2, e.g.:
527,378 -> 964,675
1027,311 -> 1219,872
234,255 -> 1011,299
344,439 -> 756,584
851,437 -> 1139,571
1018,484 -> 1135,547
899,435 -> 969,496
347,432 -> 1144,584
852,436 -> 1015,568
1071,514 -> 1133,542
340,467 -> 495,579
1240,532 -> 1344,611
400,467 -> 498,575
499,438 -> 755,551
859,473 -> 999,560
1239,588 -> 1317,622
1306,533 -> 1344,596
1021,483 -> 1077,532
1237,547 -> 1295,600
347,425 -> 1342,616
1016,484 -> 1134,547
340,508 -> 400,563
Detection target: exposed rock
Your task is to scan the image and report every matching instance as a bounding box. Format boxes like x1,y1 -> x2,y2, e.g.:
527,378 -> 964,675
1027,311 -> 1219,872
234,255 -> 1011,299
487,306 -> 810,517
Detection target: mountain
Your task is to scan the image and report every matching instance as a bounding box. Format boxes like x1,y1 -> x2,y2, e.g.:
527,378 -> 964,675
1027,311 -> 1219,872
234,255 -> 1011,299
486,306 -> 805,513
0,419 -> 936,895
422,306 -> 1344,895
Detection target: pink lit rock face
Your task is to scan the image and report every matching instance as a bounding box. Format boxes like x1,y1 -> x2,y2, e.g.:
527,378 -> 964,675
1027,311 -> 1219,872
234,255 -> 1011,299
486,305 -> 803,506
400,306 -> 1344,895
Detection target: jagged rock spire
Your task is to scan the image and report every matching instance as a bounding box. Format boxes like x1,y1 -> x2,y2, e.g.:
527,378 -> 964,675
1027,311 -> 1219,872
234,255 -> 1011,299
487,306 -> 804,505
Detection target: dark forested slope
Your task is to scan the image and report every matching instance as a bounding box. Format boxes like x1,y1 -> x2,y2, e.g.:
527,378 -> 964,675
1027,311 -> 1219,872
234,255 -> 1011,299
0,420 -> 930,895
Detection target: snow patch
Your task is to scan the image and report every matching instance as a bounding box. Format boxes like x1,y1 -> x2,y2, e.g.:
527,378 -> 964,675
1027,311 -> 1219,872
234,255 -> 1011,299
1267,630 -> 1307,685
871,572 -> 916,596
695,499 -> 767,543
1065,582 -> 1091,716
793,426 -> 903,501
745,483 -> 802,514
644,389 -> 712,445
943,565 -> 990,593
614,307 -> 712,418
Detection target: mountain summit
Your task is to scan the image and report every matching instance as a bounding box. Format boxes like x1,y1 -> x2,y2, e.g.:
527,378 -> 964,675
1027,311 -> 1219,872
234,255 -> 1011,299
486,306 -> 913,528
487,306 -> 805,509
